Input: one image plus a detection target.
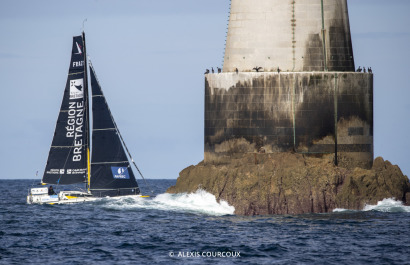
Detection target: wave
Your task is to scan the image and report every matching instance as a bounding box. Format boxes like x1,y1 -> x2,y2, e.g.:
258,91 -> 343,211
97,189 -> 235,216
363,198 -> 410,212
333,198 -> 410,213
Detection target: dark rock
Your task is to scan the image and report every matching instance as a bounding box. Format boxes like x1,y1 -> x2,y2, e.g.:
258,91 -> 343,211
167,153 -> 410,215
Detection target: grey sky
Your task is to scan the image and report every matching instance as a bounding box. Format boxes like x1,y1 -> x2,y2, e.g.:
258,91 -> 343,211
0,0 -> 409,179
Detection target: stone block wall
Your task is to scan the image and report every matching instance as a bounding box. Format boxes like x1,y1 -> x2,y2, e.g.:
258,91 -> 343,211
205,72 -> 373,168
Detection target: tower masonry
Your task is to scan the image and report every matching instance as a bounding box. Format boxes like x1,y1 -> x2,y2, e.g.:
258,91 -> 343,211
205,0 -> 373,168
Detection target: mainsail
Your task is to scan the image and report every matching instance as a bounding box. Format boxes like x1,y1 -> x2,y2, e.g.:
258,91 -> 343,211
89,64 -> 140,196
42,35 -> 89,185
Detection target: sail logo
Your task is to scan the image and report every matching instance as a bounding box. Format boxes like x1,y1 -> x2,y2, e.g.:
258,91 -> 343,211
111,167 -> 130,179
69,78 -> 84,99
75,42 -> 82,54
66,101 -> 85,162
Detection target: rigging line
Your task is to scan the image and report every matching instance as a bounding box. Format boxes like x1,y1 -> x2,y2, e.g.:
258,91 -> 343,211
89,61 -> 155,195
111,108 -> 154,193
119,131 -> 155,195
110,105 -> 154,194
29,171 -> 39,192
56,143 -> 74,188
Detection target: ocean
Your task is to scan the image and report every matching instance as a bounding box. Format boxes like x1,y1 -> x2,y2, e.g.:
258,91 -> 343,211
1,179 -> 409,265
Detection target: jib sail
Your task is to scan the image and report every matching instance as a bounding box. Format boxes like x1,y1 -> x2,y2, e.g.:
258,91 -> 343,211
89,64 -> 139,196
42,35 -> 89,185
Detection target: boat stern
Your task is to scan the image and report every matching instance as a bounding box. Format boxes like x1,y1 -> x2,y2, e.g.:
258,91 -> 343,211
27,187 -> 59,204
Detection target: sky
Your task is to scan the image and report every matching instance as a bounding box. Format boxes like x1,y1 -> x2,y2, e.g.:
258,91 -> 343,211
0,0 -> 409,180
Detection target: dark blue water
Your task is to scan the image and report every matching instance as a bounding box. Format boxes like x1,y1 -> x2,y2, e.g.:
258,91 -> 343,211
1,180 -> 409,265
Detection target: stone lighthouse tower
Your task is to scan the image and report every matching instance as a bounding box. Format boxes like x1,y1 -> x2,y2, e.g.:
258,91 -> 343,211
223,0 -> 354,72
205,0 -> 373,168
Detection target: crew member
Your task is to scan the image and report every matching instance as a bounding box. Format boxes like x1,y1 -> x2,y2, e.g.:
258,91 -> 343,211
48,186 -> 56,195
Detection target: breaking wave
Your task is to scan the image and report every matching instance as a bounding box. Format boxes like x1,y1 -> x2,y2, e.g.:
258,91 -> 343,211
363,198 -> 410,212
97,189 -> 235,216
333,198 -> 410,213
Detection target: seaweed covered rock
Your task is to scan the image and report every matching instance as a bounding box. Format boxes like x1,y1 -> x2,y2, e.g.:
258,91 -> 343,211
167,154 -> 410,215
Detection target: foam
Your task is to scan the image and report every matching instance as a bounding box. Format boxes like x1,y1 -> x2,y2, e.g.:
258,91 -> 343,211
98,189 -> 235,216
363,198 -> 410,213
333,198 -> 410,213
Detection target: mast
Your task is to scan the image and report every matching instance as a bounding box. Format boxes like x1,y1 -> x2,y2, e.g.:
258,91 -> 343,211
82,31 -> 91,191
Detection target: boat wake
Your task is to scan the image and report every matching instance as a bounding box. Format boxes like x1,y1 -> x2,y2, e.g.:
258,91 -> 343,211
333,198 -> 410,213
96,189 -> 235,216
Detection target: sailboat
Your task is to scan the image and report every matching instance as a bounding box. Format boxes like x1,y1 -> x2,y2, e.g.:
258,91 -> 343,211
27,32 -> 148,204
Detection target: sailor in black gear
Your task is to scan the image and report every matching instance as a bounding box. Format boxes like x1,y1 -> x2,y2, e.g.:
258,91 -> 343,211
48,186 -> 56,195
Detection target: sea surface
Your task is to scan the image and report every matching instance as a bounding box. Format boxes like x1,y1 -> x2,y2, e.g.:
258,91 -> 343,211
1,179 -> 409,265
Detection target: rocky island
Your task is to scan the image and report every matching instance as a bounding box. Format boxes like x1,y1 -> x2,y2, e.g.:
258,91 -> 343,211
166,0 -> 410,215
167,154 -> 410,215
